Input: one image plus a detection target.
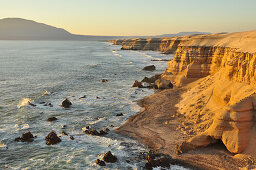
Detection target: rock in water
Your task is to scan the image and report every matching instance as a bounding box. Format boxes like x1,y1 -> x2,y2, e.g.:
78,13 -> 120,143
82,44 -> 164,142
132,80 -> 143,88
47,117 -> 58,122
101,79 -> 108,82
15,131 -> 34,142
45,130 -> 61,145
61,98 -> 72,108
102,151 -> 117,163
95,159 -> 106,166
143,65 -> 156,71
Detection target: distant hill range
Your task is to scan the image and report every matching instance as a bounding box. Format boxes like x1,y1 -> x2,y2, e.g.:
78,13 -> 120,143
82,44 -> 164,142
0,18 -> 212,40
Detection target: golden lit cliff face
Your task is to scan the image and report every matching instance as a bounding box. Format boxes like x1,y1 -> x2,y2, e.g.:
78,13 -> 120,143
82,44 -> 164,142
167,46 -> 256,86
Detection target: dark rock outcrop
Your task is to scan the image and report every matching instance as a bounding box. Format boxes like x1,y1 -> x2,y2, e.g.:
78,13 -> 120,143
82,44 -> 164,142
14,131 -> 34,142
95,159 -> 106,166
141,74 -> 161,84
102,151 -> 117,163
61,98 -> 72,108
47,117 -> 57,122
45,130 -> 61,145
85,129 -> 108,136
132,80 -> 143,88
143,65 -> 156,71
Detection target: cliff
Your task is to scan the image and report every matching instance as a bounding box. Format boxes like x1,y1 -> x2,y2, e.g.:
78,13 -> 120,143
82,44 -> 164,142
113,30 -> 256,168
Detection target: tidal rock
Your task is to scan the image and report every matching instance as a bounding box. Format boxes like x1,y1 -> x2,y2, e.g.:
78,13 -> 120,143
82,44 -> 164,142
116,113 -> 124,117
141,74 -> 161,83
45,130 -> 61,145
15,131 -> 34,142
61,131 -> 68,136
102,151 -> 117,163
70,136 -> 74,140
95,159 -> 106,166
47,117 -> 57,122
61,98 -> 72,108
144,151 -> 174,169
132,80 -> 143,88
28,102 -> 36,107
143,65 -> 156,71
79,95 -> 86,99
85,129 -> 108,136
102,79 -> 108,83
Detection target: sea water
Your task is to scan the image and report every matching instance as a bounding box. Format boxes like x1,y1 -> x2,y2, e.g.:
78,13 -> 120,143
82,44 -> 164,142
0,40 -> 185,169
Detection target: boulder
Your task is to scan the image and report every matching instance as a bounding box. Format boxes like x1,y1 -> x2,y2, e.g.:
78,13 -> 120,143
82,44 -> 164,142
45,130 -> 61,145
95,159 -> 106,166
15,131 -> 34,142
141,74 -> 161,83
143,65 -> 156,71
155,79 -> 173,89
70,136 -> 74,140
102,151 -> 117,163
61,98 -> 72,108
132,80 -> 143,88
102,79 -> 108,82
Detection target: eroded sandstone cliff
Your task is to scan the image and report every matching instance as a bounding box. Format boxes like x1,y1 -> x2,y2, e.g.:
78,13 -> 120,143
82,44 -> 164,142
112,30 -> 256,159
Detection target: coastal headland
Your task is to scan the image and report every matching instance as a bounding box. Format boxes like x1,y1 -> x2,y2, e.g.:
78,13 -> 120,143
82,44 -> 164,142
111,30 -> 256,169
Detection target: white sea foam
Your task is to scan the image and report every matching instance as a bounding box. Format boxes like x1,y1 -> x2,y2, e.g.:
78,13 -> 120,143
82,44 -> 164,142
17,98 -> 32,108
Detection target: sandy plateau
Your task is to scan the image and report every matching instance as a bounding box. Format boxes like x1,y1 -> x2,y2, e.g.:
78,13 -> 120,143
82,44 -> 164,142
113,30 -> 256,169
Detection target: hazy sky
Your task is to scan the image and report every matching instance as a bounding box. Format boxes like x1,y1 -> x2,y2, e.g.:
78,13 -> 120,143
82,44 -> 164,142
1,0 -> 256,36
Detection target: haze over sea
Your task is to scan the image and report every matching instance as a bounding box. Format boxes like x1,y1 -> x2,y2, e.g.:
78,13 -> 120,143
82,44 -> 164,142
0,40 -> 186,169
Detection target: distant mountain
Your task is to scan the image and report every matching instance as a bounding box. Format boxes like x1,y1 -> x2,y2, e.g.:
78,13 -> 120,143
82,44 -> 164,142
155,32 -> 212,37
0,18 -> 117,40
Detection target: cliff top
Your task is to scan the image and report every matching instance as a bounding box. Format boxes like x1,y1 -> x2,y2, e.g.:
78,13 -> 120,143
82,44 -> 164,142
176,30 -> 256,53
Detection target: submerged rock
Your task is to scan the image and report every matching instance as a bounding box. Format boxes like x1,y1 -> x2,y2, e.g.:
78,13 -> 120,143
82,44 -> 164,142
61,98 -> 72,108
79,95 -> 86,99
132,80 -> 143,88
15,131 -> 34,142
45,130 -> 61,145
143,65 -> 156,71
95,159 -> 106,166
102,151 -> 117,163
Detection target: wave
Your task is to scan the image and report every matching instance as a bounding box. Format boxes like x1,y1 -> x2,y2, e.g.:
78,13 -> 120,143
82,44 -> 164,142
17,98 -> 32,108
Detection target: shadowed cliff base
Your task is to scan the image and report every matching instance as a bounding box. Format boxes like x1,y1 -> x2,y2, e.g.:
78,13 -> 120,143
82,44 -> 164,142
114,30 -> 256,169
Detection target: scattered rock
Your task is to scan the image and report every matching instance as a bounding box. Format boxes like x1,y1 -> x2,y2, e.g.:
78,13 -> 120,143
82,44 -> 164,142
47,117 -> 57,122
61,125 -> 67,129
144,151 -> 174,169
102,151 -> 117,163
28,102 -> 36,107
39,102 -> 45,104
102,79 -> 108,82
48,103 -> 53,107
70,136 -> 74,140
45,130 -> 61,145
116,113 -> 124,117
61,98 -> 72,108
132,80 -> 143,88
96,96 -> 100,99
95,159 -> 106,166
14,131 -> 34,142
143,65 -> 156,71
62,131 -> 68,136
85,129 -> 108,136
105,128 -> 110,132
86,126 -> 90,129
141,74 -> 161,83
79,95 -> 86,99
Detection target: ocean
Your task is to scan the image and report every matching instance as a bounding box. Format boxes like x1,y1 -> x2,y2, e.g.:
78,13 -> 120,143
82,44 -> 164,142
0,40 -> 184,169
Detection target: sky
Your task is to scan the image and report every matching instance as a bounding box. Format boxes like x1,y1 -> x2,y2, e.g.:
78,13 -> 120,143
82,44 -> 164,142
1,0 -> 256,36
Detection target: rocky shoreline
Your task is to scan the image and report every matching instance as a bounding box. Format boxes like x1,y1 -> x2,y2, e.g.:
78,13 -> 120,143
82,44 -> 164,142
112,30 -> 256,169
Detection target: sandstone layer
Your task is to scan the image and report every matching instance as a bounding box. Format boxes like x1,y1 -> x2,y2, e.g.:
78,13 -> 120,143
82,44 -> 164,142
113,30 -> 256,169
